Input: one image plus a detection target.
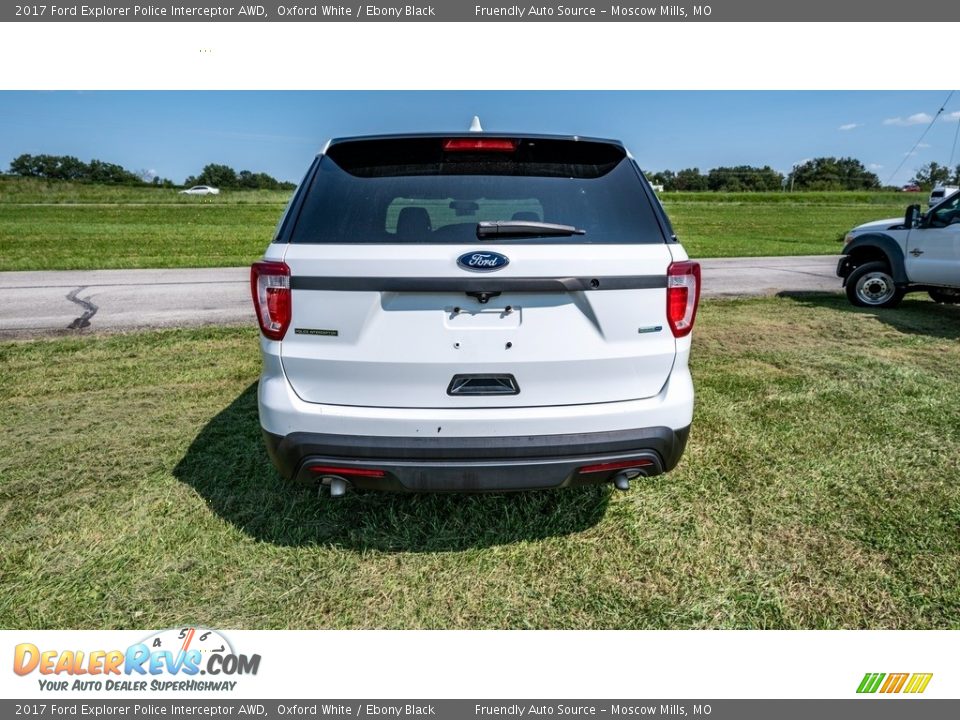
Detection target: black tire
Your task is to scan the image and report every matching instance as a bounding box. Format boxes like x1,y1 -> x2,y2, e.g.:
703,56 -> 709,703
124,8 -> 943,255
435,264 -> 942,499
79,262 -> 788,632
929,288 -> 960,304
845,261 -> 905,308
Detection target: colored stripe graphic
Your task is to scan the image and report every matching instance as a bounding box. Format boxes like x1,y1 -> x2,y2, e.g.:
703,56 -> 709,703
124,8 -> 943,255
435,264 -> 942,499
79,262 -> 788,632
857,673 -> 885,693
880,673 -> 909,693
857,672 -> 932,694
904,673 -> 933,694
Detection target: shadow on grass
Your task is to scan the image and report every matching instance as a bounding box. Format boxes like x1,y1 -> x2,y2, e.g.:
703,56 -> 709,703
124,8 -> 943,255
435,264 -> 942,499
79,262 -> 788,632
777,291 -> 960,339
173,383 -> 610,551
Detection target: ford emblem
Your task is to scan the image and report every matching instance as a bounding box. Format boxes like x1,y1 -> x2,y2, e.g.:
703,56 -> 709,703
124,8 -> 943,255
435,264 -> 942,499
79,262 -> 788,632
457,251 -> 510,272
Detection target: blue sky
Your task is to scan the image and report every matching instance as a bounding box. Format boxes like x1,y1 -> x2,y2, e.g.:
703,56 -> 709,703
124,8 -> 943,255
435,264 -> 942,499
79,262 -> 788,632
1,91 -> 959,185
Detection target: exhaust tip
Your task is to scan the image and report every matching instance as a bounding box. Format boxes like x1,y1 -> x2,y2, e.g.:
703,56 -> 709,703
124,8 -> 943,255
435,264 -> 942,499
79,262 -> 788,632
317,475 -> 349,498
612,469 -> 646,491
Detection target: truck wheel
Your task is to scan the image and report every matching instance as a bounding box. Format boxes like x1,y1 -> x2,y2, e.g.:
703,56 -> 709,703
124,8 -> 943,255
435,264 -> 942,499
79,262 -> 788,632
929,288 -> 960,304
846,261 -> 905,308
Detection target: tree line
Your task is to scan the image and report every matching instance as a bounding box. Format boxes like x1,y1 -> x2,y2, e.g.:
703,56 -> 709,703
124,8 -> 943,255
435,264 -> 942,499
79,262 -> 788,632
6,154 -> 295,191
645,157 -> 882,192
183,163 -> 296,191
645,158 -> 960,192
9,152 -> 959,193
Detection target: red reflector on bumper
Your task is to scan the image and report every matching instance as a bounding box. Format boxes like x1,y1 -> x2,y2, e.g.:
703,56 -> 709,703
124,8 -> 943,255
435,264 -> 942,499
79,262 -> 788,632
309,465 -> 385,478
578,458 -> 654,475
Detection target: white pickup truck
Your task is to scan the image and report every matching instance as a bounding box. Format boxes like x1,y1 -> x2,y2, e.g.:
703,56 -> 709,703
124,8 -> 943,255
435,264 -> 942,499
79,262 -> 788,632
837,189 -> 960,307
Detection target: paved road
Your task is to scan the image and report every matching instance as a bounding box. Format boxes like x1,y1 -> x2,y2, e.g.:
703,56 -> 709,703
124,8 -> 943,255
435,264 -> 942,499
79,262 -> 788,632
0,256 -> 842,337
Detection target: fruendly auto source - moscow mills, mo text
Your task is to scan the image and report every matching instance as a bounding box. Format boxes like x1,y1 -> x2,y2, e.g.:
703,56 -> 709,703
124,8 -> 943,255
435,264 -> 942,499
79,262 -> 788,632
475,4 -> 708,16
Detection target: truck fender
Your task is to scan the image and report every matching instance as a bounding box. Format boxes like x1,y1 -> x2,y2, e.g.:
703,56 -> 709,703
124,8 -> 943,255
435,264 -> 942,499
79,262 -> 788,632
837,233 -> 908,286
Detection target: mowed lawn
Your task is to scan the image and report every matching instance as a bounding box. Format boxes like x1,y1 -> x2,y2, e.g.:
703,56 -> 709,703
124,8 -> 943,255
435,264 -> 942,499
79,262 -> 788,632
661,191 -> 909,257
1,296 -> 958,629
0,179 -> 915,269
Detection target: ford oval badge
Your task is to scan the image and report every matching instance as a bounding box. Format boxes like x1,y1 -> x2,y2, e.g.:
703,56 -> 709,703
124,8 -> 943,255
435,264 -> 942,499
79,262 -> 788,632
457,251 -> 510,272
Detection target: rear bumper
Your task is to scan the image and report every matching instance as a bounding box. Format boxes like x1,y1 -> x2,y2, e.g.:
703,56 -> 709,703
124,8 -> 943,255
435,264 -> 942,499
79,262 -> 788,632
263,425 -> 690,492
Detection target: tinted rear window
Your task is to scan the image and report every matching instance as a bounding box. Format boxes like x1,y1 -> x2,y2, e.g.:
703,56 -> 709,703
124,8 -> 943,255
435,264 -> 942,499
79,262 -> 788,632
288,137 -> 666,244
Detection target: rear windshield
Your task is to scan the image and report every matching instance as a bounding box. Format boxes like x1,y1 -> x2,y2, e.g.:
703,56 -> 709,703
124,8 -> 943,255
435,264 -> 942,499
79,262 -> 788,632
288,137 -> 666,244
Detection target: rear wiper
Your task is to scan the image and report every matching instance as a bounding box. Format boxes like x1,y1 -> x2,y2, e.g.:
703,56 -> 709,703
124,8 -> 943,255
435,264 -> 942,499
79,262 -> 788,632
476,221 -> 586,239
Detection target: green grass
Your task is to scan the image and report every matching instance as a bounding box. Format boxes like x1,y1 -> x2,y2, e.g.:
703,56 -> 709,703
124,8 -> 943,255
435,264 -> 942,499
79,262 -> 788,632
0,177 -> 292,205
1,296 -> 958,629
0,179 -> 918,270
665,194 -> 907,258
0,204 -> 285,269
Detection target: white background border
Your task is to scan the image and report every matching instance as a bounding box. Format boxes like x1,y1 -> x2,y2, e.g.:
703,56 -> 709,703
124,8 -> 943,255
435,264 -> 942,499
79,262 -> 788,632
0,22 -> 944,90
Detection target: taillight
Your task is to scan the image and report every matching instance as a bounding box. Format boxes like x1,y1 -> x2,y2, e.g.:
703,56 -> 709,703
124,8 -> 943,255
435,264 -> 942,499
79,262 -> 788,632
251,261 -> 291,341
578,458 -> 655,475
309,465 -> 385,478
666,261 -> 701,338
443,138 -> 518,152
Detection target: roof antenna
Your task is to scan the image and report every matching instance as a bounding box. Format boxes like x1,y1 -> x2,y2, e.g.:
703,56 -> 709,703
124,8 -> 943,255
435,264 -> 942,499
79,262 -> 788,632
469,116 -> 483,132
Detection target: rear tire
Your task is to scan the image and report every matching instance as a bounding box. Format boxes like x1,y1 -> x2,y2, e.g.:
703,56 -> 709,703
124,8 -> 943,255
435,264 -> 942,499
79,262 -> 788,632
929,288 -> 960,304
846,261 -> 905,308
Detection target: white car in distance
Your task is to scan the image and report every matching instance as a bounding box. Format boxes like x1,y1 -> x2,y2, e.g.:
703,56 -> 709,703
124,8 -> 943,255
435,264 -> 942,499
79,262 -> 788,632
179,185 -> 220,195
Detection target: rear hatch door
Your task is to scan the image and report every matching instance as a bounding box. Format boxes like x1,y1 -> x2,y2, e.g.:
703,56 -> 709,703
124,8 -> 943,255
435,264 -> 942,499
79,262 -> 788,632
279,135 -> 677,409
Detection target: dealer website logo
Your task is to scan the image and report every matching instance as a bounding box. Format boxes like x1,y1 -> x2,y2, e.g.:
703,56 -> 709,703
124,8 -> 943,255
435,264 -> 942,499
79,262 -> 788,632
857,672 -> 933,694
13,627 -> 261,692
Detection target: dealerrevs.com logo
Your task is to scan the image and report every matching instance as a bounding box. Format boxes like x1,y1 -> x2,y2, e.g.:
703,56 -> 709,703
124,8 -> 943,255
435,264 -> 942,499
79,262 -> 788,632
13,627 -> 261,692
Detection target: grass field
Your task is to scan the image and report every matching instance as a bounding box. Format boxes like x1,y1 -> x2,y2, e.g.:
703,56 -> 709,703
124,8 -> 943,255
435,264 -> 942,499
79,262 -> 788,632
0,178 -> 915,270
661,192 -> 908,257
1,296 -> 958,629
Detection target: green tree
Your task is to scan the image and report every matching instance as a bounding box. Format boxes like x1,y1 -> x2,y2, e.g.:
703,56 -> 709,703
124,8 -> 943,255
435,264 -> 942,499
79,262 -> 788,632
54,156 -> 89,180
187,165 -> 294,190
9,154 -> 40,176
707,165 -> 783,192
9,153 -> 141,184
86,159 -> 141,184
668,168 -> 708,191
645,170 -> 674,188
788,157 -> 880,191
911,162 -> 952,190
191,163 -> 238,189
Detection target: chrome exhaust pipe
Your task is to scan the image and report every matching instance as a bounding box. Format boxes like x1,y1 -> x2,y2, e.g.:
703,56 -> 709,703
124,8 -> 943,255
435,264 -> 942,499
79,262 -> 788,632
318,476 -> 349,498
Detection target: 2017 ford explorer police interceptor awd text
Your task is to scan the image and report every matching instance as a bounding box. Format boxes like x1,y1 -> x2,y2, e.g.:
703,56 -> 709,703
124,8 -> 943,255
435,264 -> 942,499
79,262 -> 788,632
251,130 -> 700,495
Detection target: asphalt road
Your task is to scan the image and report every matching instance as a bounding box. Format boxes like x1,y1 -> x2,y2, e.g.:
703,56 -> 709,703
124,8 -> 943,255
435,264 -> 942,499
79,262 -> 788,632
0,256 -> 842,337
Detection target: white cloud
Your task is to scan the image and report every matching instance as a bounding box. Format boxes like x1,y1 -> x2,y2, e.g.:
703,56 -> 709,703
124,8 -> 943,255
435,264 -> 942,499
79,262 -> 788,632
838,122 -> 861,131
943,111 -> 960,123
868,163 -> 883,170
884,112 -> 934,126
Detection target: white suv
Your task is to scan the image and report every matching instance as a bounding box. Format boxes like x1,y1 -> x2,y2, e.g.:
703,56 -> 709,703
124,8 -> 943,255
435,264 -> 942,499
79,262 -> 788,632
251,131 -> 699,495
